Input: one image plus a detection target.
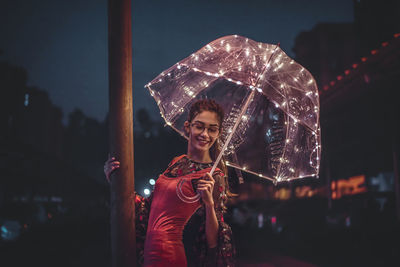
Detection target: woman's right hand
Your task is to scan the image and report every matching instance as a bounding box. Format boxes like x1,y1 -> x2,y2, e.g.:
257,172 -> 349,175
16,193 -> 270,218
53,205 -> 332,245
104,154 -> 120,184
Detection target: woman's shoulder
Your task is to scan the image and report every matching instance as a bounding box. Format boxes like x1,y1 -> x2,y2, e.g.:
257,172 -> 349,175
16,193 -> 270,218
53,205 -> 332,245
167,154 -> 187,167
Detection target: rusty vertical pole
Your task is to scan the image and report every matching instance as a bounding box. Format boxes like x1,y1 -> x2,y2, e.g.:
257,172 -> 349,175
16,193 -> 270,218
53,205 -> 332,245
108,0 -> 136,266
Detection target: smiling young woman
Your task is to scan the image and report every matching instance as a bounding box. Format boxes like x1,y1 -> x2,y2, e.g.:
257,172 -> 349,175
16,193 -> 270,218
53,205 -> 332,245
104,99 -> 235,267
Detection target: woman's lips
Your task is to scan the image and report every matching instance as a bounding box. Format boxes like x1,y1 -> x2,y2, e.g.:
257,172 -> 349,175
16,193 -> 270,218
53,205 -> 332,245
196,138 -> 210,146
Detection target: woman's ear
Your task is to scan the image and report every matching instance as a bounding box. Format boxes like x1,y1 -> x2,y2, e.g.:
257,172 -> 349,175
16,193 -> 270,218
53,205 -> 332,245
184,121 -> 190,135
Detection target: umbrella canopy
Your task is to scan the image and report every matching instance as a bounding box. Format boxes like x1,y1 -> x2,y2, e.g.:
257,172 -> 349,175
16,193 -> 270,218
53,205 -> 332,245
145,35 -> 321,184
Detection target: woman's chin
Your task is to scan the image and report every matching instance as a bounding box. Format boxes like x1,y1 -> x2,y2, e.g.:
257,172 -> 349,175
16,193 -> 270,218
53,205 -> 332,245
194,142 -> 210,151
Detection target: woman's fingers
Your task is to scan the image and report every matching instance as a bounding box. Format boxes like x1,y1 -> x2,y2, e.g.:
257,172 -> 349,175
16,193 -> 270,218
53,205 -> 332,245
104,155 -> 121,184
106,158 -> 117,164
197,179 -> 214,187
196,183 -> 213,192
205,172 -> 214,181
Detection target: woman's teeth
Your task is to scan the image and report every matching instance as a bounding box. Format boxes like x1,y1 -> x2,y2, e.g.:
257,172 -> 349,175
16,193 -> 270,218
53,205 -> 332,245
197,138 -> 209,144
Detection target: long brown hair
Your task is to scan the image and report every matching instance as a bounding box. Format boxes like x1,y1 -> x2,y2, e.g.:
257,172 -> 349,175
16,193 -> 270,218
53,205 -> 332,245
187,99 -> 236,197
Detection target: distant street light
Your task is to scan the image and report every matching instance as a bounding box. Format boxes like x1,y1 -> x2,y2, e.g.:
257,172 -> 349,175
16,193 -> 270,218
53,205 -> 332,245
144,188 -> 150,196
149,179 -> 155,185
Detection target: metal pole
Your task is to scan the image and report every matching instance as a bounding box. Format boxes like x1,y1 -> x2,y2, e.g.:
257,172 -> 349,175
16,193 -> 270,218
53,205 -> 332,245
108,0 -> 136,266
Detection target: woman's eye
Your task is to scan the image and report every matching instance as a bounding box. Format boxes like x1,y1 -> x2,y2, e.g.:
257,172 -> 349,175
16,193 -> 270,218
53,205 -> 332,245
209,128 -> 218,133
195,125 -> 203,130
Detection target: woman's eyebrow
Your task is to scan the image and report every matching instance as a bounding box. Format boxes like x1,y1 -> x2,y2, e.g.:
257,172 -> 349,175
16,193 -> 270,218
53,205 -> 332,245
193,120 -> 219,127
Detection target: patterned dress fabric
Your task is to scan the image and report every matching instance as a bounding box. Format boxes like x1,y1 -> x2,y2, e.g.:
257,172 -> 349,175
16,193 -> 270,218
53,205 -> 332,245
135,155 -> 235,267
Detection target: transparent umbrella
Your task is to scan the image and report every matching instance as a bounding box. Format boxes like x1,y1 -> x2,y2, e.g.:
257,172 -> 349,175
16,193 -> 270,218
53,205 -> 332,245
145,35 -> 321,184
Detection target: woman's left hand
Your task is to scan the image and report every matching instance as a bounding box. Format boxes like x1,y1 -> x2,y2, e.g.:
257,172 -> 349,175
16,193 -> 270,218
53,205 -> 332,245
197,173 -> 215,207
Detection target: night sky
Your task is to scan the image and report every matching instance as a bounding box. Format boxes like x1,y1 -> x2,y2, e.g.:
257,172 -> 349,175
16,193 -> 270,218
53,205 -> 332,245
1,0 -> 353,124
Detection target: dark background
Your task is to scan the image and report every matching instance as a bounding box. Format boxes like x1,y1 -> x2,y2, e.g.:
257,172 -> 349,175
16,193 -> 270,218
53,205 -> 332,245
1,0 -> 400,266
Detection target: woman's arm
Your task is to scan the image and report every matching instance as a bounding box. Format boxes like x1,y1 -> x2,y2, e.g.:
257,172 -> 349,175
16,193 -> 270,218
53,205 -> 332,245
197,173 -> 218,248
204,196 -> 219,248
194,171 -> 236,266
104,154 -> 152,265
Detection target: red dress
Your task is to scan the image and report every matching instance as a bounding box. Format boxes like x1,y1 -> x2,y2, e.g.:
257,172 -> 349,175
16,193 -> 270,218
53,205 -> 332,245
144,155 -> 215,267
136,155 -> 235,267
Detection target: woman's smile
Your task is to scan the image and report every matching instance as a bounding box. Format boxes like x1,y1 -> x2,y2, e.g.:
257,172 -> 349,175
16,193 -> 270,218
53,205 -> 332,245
196,137 -> 210,146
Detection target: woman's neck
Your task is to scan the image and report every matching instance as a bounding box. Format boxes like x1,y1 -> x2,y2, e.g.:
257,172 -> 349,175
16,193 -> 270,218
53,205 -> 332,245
187,147 -> 212,163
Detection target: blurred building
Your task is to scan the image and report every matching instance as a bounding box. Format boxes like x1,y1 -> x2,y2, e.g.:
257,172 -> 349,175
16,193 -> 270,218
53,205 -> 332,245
293,23 -> 357,88
292,1 -> 400,221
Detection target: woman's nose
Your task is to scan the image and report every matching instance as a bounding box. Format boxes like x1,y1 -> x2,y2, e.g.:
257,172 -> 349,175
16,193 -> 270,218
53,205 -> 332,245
200,128 -> 209,137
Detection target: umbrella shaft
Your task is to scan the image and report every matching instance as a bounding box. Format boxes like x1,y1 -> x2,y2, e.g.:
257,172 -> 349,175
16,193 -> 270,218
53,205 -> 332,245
210,90 -> 255,175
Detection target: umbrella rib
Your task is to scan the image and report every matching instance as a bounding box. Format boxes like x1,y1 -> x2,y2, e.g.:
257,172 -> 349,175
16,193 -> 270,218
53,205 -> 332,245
274,81 -> 291,181
267,78 -> 308,93
271,69 -> 303,75
262,79 -> 287,99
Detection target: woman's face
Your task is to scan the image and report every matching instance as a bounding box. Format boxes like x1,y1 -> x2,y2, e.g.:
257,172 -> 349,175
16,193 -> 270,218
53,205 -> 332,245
185,111 -> 221,154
